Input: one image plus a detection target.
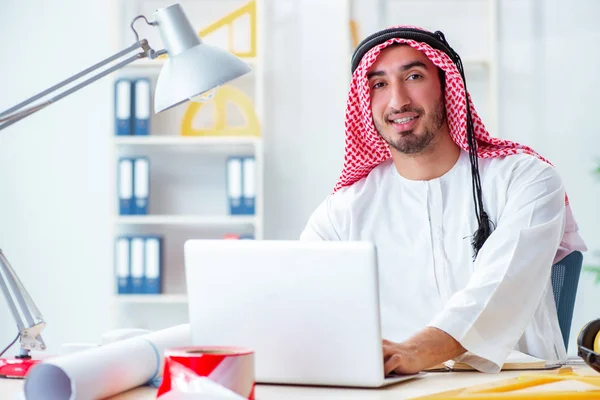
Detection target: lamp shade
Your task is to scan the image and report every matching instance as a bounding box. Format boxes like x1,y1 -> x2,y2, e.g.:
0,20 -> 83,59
152,4 -> 252,113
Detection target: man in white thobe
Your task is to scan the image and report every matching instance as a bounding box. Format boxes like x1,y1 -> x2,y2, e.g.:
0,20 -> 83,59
300,27 -> 587,375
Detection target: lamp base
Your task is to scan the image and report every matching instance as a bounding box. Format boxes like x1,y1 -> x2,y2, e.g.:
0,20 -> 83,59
0,357 -> 41,379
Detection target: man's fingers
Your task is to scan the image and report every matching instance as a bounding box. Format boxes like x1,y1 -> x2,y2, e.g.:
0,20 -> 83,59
384,353 -> 403,376
382,343 -> 395,359
382,340 -> 420,375
382,339 -> 398,360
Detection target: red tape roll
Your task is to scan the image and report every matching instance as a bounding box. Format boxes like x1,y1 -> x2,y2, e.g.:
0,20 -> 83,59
157,346 -> 255,399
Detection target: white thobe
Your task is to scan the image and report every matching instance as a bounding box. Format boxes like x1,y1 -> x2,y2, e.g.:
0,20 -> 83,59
300,150 -> 569,373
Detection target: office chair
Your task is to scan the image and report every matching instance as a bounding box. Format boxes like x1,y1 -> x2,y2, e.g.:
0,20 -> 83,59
551,250 -> 584,351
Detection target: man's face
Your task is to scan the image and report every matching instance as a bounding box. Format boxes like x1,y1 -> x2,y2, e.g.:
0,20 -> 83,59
367,45 -> 446,155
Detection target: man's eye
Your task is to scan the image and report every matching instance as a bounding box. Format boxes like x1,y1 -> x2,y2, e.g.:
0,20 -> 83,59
372,82 -> 386,89
407,74 -> 422,81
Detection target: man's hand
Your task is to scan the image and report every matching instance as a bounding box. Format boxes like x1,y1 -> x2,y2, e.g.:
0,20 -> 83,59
382,339 -> 424,375
383,327 -> 466,375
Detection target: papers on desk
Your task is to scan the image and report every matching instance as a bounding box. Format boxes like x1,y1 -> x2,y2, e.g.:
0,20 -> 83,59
451,350 -> 549,371
23,324 -> 190,400
426,350 -> 551,372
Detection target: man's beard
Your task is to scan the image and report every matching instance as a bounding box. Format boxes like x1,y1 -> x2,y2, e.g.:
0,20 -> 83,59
374,95 -> 446,155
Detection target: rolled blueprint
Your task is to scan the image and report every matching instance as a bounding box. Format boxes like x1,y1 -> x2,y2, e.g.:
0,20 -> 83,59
24,324 -> 191,400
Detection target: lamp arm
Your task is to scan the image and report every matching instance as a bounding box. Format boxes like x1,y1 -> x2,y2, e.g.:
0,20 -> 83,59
0,253 -> 26,332
0,41 -> 142,120
0,12 -> 169,131
0,40 -> 168,131
0,250 -> 46,354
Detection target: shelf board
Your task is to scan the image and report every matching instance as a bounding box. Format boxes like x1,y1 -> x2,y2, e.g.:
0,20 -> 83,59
114,135 -> 260,146
125,57 -> 257,69
462,58 -> 491,67
115,215 -> 257,226
114,294 -> 188,304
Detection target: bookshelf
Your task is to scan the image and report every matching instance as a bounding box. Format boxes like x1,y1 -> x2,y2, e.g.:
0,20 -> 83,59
108,0 -> 265,330
115,215 -> 258,226
114,294 -> 189,305
114,135 -> 260,146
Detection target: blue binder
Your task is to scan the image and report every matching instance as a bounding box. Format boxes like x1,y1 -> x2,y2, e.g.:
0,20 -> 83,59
115,236 -> 131,294
241,156 -> 256,215
133,78 -> 151,136
226,156 -> 244,215
143,235 -> 162,294
130,236 -> 145,294
240,233 -> 255,240
114,78 -> 132,136
118,158 -> 134,215
133,157 -> 150,215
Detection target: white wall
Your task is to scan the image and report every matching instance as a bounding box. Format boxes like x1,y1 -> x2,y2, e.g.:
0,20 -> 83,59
263,0 -> 349,239
0,0 -> 113,353
498,0 -> 600,354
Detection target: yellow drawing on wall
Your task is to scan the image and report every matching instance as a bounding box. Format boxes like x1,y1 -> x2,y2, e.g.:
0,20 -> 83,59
198,0 -> 257,58
159,0 -> 256,60
350,19 -> 360,49
180,85 -> 260,137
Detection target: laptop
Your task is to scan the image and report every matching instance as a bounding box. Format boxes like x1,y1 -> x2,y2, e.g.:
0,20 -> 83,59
183,239 -> 425,388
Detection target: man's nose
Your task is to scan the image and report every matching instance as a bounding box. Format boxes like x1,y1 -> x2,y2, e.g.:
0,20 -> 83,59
389,83 -> 410,110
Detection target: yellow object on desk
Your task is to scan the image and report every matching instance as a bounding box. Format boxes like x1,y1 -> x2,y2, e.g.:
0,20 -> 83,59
411,367 -> 600,399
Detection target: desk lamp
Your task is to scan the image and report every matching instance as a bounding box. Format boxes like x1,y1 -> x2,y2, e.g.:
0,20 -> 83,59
0,3 -> 251,378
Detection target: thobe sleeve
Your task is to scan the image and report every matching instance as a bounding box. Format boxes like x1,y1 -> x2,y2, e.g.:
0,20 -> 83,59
428,162 -> 566,373
299,196 -> 342,241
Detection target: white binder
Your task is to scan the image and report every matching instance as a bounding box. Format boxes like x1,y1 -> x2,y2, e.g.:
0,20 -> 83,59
133,157 -> 149,215
118,158 -> 133,215
242,156 -> 256,215
227,157 -> 243,215
133,78 -> 151,135
144,236 -> 161,294
115,236 -> 130,294
130,237 -> 145,294
115,79 -> 131,136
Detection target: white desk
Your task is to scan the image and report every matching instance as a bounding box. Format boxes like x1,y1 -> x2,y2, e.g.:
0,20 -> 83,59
1,366 -> 593,400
